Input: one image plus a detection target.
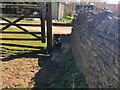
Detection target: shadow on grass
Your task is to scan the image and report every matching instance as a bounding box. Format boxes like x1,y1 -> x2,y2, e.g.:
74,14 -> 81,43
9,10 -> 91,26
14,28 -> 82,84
2,46 -> 47,61
2,46 -> 63,88
33,52 -> 88,88
1,45 -> 87,88
33,56 -> 64,88
1,46 -> 60,88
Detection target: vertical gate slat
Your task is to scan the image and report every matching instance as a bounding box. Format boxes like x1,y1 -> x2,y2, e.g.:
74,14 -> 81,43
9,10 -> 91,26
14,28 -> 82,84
46,2 -> 52,50
41,2 -> 46,43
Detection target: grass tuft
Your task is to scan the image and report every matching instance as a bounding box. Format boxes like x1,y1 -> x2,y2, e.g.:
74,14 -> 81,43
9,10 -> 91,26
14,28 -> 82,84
53,52 -> 87,88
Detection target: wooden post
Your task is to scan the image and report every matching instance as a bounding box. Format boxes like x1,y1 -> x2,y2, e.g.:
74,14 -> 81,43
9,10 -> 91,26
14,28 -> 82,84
46,2 -> 52,50
41,2 -> 46,43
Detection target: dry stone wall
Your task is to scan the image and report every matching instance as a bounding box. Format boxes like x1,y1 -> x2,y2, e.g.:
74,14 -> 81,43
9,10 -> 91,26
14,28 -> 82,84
71,10 -> 120,88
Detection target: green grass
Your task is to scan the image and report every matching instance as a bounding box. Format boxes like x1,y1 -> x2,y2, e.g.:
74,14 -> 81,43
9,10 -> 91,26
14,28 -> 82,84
37,66 -> 41,70
21,83 -> 26,88
5,66 -> 9,70
1,26 -> 47,58
59,15 -> 74,23
32,79 -> 35,85
53,52 -> 87,88
1,27 -> 47,51
16,66 -> 21,70
14,71 -> 20,75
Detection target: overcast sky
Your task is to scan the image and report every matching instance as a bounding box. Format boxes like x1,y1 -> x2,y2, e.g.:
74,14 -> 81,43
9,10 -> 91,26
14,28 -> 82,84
1,0 -> 120,4
106,0 -> 119,4
77,0 -> 119,4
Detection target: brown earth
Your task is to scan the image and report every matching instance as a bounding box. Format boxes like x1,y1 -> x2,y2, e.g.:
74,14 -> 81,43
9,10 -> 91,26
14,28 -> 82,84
1,48 -> 65,88
1,48 -> 49,88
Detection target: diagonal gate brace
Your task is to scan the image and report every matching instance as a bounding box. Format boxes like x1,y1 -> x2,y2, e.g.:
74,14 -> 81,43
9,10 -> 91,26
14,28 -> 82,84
1,16 -> 41,39
1,10 -> 35,31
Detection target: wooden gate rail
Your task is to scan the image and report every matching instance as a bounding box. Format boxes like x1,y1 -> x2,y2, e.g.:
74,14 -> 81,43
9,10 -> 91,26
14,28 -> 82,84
1,23 -> 73,27
1,38 -> 42,40
1,23 -> 41,27
1,3 -> 53,50
0,4 -> 38,9
1,43 -> 44,49
0,4 -> 38,6
0,14 -> 41,18
1,32 -> 42,34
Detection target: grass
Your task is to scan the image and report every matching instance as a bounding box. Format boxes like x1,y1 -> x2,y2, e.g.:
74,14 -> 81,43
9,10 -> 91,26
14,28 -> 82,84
53,52 -> 87,88
1,26 -> 47,64
1,27 -> 47,51
16,66 -> 21,70
5,66 -> 9,70
59,15 -> 74,23
37,66 -> 41,70
26,63 -> 31,66
18,59 -> 26,63
32,79 -> 35,85
14,71 -> 20,75
21,83 -> 27,88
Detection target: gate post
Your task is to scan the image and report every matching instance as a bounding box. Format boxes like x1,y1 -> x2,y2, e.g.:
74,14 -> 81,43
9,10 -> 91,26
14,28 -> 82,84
46,2 -> 53,51
41,2 -> 46,43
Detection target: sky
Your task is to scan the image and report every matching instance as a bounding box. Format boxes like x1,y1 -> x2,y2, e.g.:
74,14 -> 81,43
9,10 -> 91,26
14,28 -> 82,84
107,0 -> 119,4
77,0 -> 119,4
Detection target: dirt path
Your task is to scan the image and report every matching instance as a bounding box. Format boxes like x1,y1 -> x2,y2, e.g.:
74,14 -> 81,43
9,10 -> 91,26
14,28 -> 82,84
1,48 -> 53,88
20,26 -> 72,34
1,47 -> 70,88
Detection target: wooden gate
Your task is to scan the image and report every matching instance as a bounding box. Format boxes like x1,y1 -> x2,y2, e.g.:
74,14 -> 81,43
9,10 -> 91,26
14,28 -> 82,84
0,2 -> 52,50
